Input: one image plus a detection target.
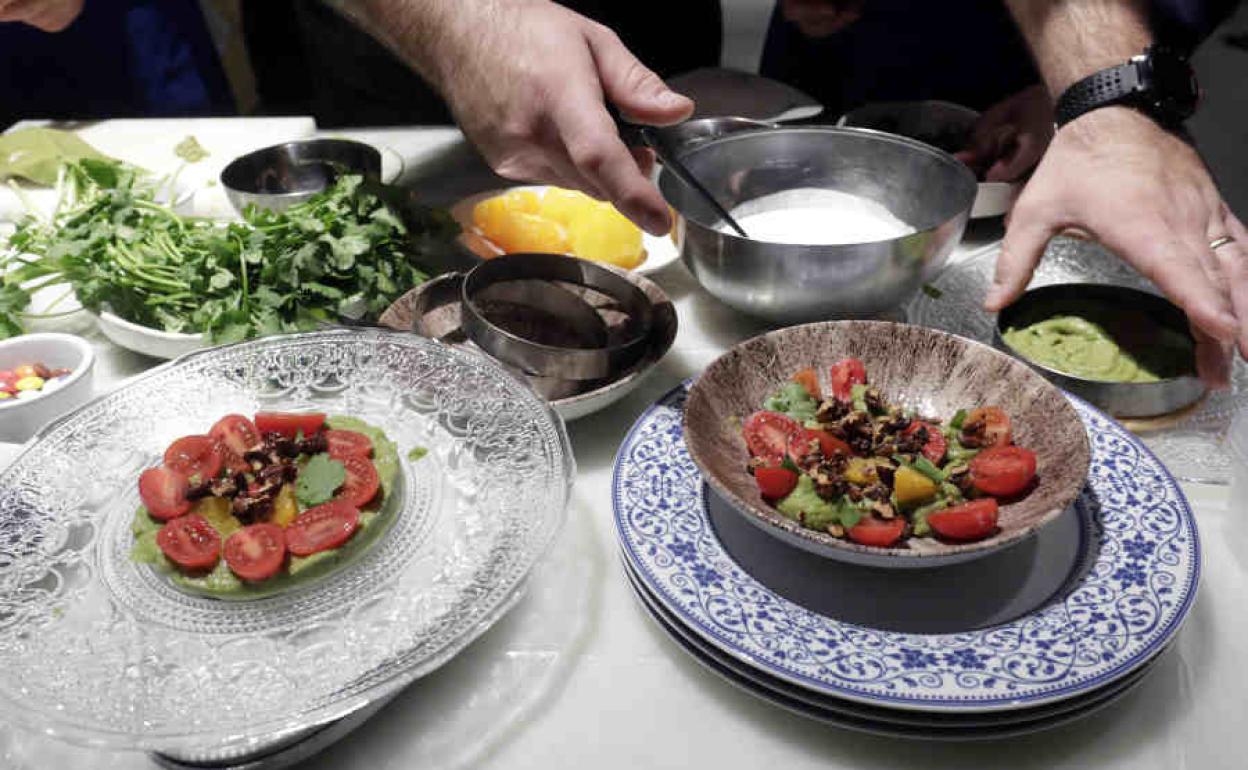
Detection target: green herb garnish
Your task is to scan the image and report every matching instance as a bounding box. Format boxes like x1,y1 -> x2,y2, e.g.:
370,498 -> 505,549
949,408 -> 968,430
407,446 -> 429,462
296,453 -> 346,507
921,283 -> 943,299
174,136 -> 209,163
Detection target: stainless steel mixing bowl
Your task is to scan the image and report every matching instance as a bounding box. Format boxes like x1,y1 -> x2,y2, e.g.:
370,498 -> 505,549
658,123 -> 976,323
221,139 -> 382,213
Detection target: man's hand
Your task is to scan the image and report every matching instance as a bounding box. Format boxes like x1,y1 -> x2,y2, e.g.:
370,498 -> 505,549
779,0 -> 864,38
986,107 -> 1248,386
341,0 -> 692,235
0,0 -> 83,31
954,84 -> 1054,182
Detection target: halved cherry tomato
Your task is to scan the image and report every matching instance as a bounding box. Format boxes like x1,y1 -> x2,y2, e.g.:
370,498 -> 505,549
254,412 -> 326,438
223,523 -> 287,581
326,430 -> 373,459
214,441 -> 251,474
964,406 -> 1012,447
847,516 -> 905,548
156,514 -> 221,571
210,414 -> 260,455
754,466 -> 798,499
791,368 -> 821,401
790,428 -> 852,466
163,435 -> 223,481
285,500 -> 361,556
829,358 -> 867,401
970,446 -> 1038,497
337,455 -> 380,507
139,466 -> 192,521
743,411 -> 805,466
903,421 -> 948,464
928,499 -> 1000,541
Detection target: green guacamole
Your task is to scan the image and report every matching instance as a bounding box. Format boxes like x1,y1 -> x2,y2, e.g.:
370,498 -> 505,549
1003,312 -> 1194,383
130,415 -> 401,599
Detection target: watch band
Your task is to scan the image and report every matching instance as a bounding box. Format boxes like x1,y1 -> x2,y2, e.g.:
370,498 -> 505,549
1055,61 -> 1141,126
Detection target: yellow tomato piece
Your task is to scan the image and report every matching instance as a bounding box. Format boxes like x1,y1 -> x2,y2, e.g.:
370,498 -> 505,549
539,187 -> 594,228
894,466 -> 939,508
844,457 -> 876,486
272,484 -> 298,528
192,496 -> 241,537
566,201 -> 645,269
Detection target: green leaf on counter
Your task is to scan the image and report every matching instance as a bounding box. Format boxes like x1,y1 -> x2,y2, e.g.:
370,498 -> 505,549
0,128 -> 112,186
174,135 -> 209,163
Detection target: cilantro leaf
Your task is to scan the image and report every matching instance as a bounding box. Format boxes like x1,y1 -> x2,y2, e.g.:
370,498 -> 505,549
407,446 -> 429,462
296,453 -> 346,508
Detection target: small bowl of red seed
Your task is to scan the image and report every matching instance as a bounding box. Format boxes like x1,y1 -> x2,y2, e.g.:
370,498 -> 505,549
0,333 -> 95,443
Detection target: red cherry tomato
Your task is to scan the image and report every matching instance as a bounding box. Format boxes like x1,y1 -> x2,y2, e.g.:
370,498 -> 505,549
209,414 -> 260,455
139,466 -> 192,521
964,406 -> 1012,447
791,368 -> 821,401
829,358 -> 867,401
970,446 -> 1038,497
254,412 -> 326,438
754,466 -> 799,499
156,514 -> 221,571
214,441 -> 251,474
903,421 -> 948,464
743,411 -> 805,466
223,523 -> 287,581
790,428 -> 852,466
285,500 -> 361,556
928,499 -> 1000,541
326,429 -> 373,459
847,516 -> 905,547
163,435 -> 223,481
337,455 -> 381,507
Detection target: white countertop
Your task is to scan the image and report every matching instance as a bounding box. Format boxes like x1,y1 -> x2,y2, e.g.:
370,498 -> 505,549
2,126 -> 1241,770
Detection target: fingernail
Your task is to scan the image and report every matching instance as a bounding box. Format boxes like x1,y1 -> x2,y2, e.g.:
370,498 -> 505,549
643,210 -> 670,236
983,283 -> 1006,310
656,90 -> 690,109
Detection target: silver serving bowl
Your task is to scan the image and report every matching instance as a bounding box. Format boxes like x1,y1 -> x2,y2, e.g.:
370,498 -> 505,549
994,283 -> 1206,418
658,123 -> 976,324
221,139 -> 382,213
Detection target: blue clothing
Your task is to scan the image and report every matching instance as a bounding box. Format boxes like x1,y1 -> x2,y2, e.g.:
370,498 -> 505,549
759,0 -> 1238,118
0,0 -> 233,129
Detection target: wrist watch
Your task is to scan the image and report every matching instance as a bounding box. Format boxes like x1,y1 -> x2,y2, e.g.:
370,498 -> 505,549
1054,44 -> 1201,128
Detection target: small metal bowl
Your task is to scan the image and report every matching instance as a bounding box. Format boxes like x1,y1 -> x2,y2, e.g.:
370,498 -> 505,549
994,283 -> 1206,418
220,139 -> 382,213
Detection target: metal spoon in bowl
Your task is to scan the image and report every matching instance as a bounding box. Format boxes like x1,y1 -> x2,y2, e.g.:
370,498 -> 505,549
614,116 -> 750,238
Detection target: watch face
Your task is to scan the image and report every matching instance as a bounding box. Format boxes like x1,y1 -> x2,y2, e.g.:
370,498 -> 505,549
1143,46 -> 1200,120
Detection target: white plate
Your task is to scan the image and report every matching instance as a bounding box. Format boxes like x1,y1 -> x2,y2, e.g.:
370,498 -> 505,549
614,382 -> 1200,712
91,310 -> 204,361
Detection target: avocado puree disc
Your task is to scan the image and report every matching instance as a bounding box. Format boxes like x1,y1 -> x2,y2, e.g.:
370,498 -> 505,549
1003,313 -> 1191,383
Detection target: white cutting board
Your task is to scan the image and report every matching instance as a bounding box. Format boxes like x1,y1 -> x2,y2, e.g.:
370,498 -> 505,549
1,116 -> 317,221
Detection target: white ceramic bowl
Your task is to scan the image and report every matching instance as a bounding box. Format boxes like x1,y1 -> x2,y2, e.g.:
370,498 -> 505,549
93,310 -> 206,360
0,333 -> 95,442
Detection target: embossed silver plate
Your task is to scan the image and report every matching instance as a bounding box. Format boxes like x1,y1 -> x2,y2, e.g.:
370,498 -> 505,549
907,237 -> 1245,484
0,330 -> 573,754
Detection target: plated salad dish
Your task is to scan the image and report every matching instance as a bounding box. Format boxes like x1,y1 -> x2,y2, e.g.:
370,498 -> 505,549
131,411 -> 400,597
744,358 -> 1039,548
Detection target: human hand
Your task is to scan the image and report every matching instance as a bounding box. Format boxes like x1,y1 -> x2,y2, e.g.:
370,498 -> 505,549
429,1 -> 692,235
953,84 -> 1054,182
0,0 -> 83,31
779,0 -> 865,37
985,107 -> 1248,386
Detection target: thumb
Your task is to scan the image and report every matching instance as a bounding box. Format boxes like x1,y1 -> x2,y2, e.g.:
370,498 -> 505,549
985,215 -> 1058,311
585,24 -> 693,126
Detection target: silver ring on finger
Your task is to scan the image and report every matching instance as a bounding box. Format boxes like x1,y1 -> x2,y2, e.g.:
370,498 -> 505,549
1210,235 -> 1236,250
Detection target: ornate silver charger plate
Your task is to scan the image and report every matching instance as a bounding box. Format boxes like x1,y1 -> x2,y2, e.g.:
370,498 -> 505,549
906,236 -> 1246,484
0,330 -> 573,755
613,382 -> 1199,713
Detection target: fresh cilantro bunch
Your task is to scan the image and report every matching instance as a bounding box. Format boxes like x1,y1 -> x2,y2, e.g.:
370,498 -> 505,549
0,159 -> 457,342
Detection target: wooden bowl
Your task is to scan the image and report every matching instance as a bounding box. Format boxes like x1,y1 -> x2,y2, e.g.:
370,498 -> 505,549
683,321 -> 1091,568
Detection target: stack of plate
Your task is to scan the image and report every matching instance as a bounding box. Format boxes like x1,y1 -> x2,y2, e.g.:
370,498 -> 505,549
613,383 -> 1200,739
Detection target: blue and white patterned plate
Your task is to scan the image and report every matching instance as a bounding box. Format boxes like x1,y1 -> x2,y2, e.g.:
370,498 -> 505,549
613,383 -> 1200,713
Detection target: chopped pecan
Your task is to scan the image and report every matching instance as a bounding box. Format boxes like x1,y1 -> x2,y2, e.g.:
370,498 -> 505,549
826,523 -> 845,538
871,500 -> 896,519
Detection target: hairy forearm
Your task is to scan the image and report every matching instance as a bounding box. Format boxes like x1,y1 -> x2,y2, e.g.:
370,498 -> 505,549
322,0 -> 534,95
1006,0 -> 1153,97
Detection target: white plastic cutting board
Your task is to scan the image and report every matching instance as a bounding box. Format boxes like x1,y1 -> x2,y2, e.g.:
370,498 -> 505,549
1,116 -> 317,221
